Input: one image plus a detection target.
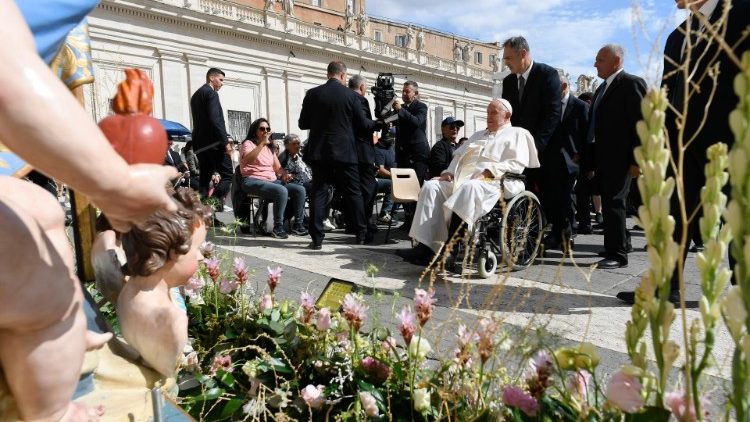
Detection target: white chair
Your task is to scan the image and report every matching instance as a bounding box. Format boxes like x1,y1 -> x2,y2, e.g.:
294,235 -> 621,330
384,168 -> 421,244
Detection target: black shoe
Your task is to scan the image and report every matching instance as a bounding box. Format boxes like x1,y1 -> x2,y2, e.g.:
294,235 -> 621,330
594,258 -> 627,269
594,212 -> 603,224
597,251 -> 607,258
689,244 -> 705,253
308,242 -> 322,250
396,247 -> 419,261
632,224 -> 643,231
397,221 -> 412,232
616,291 -> 636,304
626,244 -> 633,253
271,226 -> 288,239
291,225 -> 309,236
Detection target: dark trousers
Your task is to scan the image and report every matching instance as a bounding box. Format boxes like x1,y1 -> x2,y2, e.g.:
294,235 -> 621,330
600,173 -> 632,264
575,174 -> 596,229
543,172 -> 577,241
309,162 -> 365,245
358,163 -> 377,228
197,148 -> 225,197
669,153 -> 736,293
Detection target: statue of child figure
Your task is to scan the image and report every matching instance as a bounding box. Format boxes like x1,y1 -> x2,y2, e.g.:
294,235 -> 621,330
117,187 -> 211,379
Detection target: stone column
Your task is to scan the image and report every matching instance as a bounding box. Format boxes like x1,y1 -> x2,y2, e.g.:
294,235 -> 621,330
284,71 -> 304,135
184,54 -> 208,128
156,48 -> 190,124
264,67 -> 287,134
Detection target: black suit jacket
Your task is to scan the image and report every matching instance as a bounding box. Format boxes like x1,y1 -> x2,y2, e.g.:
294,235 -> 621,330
662,0 -> 750,160
591,71 -> 647,185
165,149 -> 186,171
396,99 -> 429,149
354,94 -> 376,165
428,137 -> 457,177
548,95 -> 589,175
299,79 -> 378,164
190,84 -> 228,152
502,62 -> 562,154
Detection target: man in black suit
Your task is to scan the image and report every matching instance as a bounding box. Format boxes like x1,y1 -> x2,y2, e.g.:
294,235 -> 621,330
501,36 -> 561,195
589,44 -> 646,269
542,73 -> 589,253
190,67 -> 228,197
393,80 -> 429,230
349,74 -> 378,233
429,116 -> 464,178
617,0 -> 750,304
299,61 -> 380,249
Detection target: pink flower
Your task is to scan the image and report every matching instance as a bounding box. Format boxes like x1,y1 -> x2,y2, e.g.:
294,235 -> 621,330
665,390 -> 710,422
209,354 -> 233,376
342,293 -> 368,332
359,391 -> 379,417
525,351 -> 553,398
567,370 -> 592,400
300,292 -> 315,323
301,384 -> 325,409
200,241 -> 215,259
259,294 -> 273,312
316,307 -> 332,331
502,386 -> 539,417
204,258 -> 221,282
184,276 -> 205,297
381,336 -> 397,353
267,266 -> 282,293
414,288 -> 436,326
233,258 -> 248,285
396,306 -> 416,345
457,324 -> 479,347
477,318 -> 498,363
219,279 -> 239,294
606,371 -> 644,413
361,356 -> 390,382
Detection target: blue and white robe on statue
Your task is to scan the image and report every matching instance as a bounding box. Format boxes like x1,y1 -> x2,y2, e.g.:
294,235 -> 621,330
409,123 -> 539,253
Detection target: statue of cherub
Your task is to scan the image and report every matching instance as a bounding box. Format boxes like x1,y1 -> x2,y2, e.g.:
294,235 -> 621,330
117,187 -> 211,379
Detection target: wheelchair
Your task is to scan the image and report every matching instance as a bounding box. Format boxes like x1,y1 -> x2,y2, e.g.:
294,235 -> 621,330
448,174 -> 544,278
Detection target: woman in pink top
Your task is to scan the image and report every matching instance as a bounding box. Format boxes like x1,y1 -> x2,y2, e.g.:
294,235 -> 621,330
240,118 -> 308,238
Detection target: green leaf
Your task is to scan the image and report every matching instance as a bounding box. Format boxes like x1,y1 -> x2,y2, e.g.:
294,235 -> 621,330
225,329 -> 237,340
217,370 -> 235,388
625,406 -> 671,422
268,320 -> 285,335
194,387 -> 224,402
218,398 -> 244,419
271,309 -> 281,322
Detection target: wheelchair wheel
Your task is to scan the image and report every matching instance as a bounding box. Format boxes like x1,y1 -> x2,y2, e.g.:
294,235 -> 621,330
500,191 -> 543,270
477,250 -> 498,278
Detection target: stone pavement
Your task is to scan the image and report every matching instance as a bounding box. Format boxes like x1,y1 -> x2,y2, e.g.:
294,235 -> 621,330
212,209 -> 735,389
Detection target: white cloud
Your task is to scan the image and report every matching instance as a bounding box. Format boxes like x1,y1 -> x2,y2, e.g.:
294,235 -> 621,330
366,0 -> 685,85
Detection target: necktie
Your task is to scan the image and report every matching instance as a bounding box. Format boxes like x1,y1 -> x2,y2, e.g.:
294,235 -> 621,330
587,81 -> 607,142
518,75 -> 526,100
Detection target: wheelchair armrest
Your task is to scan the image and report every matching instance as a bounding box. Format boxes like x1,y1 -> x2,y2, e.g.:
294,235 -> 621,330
502,173 -> 526,182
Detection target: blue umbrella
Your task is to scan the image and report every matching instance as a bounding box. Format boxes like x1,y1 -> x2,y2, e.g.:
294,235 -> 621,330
158,119 -> 191,137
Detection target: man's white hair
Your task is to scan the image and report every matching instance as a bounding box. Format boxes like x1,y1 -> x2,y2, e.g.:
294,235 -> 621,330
602,44 -> 625,60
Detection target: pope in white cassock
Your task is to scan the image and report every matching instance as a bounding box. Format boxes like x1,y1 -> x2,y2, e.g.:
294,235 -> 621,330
396,99 -> 540,266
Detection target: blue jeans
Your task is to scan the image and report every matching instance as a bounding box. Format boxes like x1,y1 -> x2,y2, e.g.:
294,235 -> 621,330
376,178 -> 393,216
241,177 -> 306,228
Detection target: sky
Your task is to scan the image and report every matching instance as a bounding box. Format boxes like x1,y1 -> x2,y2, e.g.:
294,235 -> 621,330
365,0 -> 688,87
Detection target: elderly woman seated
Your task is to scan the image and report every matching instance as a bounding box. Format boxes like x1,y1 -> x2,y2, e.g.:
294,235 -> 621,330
278,134 -> 313,197
239,118 -> 307,238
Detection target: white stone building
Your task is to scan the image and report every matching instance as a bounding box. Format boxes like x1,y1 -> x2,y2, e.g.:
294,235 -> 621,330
85,0 -> 503,145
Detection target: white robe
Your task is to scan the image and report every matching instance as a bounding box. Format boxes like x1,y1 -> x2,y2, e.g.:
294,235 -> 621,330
409,124 -> 539,253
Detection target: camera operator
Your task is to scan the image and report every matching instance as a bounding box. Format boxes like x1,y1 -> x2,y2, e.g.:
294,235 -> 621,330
393,80 -> 429,230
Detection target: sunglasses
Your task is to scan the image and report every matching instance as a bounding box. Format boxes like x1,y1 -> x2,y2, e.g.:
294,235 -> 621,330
259,126 -> 272,132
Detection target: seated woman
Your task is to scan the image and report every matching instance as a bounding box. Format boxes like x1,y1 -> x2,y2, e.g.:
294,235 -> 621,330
239,118 -> 307,238
278,134 -> 313,196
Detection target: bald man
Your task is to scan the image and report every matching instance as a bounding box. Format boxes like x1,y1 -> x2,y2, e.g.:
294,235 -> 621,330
396,99 -> 540,266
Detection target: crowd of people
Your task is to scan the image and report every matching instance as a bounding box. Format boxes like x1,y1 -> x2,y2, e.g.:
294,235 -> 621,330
179,1 -> 748,294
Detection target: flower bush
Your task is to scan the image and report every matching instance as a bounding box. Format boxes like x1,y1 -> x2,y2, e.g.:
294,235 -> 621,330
174,245 -> 643,421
